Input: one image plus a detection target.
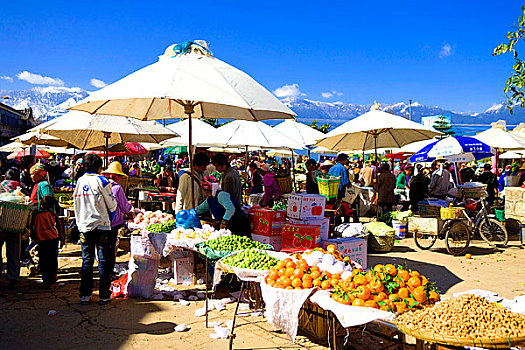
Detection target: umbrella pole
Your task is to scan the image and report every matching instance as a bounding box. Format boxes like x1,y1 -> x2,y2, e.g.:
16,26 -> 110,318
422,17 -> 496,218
290,148 -> 297,192
187,108 -> 196,209
374,134 -> 378,162
103,132 -> 110,169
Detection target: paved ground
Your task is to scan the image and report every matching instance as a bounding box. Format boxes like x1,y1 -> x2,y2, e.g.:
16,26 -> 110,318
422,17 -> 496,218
0,234 -> 524,350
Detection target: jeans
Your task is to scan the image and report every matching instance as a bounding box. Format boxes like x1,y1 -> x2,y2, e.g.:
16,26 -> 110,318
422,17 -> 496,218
38,238 -> 58,286
79,229 -> 111,299
108,225 -> 123,276
0,232 -> 21,281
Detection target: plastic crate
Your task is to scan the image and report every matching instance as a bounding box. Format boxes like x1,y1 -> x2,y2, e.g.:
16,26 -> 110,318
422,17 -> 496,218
440,207 -> 464,220
418,204 -> 441,217
495,209 -> 505,222
317,176 -> 340,199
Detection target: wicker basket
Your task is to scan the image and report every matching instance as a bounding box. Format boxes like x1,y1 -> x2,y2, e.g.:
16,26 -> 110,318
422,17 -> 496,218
276,175 -> 292,194
440,206 -> 465,220
317,176 -> 340,199
368,233 -> 395,253
0,200 -> 31,233
396,322 -> 525,349
457,184 -> 487,198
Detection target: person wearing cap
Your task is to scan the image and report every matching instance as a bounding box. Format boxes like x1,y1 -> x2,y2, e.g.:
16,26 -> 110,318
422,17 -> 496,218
74,154 -> 117,305
102,162 -> 133,277
259,163 -> 282,207
329,153 -> 350,200
499,165 -> 512,192
477,163 -> 498,205
195,176 -> 250,236
320,160 -> 333,174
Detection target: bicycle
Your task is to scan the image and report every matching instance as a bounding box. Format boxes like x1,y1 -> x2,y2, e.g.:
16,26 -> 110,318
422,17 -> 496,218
413,196 -> 508,256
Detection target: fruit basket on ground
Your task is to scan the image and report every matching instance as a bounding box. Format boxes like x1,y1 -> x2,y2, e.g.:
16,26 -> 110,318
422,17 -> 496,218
396,294 -> 525,348
328,264 -> 440,312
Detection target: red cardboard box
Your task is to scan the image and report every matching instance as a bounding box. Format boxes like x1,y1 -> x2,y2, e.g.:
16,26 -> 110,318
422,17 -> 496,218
251,233 -> 282,251
286,217 -> 330,241
281,223 -> 321,250
286,193 -> 326,220
251,208 -> 286,236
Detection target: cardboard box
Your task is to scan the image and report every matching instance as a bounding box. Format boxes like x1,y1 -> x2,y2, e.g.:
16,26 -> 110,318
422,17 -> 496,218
251,233 -> 282,251
286,193 -> 326,220
287,217 -> 330,241
282,223 -> 321,250
321,237 -> 367,269
172,251 -> 194,284
408,216 -> 445,234
251,208 -> 286,236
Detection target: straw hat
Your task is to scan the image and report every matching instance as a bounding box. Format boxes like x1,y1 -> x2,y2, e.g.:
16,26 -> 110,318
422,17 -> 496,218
520,163 -> 525,171
103,161 -> 127,177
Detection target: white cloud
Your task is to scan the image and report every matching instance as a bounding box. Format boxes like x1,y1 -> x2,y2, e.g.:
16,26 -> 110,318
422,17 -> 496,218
273,83 -> 302,98
16,71 -> 64,86
439,42 -> 454,58
322,90 -> 343,99
0,76 -> 13,82
90,78 -> 107,88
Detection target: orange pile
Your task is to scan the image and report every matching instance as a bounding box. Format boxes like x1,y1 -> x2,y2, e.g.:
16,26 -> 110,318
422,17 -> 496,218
330,264 -> 440,313
265,258 -> 342,290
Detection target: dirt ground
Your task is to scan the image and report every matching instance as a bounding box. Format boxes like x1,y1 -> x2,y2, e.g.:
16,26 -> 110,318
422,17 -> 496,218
1,235 -> 524,350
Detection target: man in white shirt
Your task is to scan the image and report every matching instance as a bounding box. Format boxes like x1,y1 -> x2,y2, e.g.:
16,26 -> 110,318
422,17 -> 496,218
175,152 -> 209,211
74,154 -> 117,305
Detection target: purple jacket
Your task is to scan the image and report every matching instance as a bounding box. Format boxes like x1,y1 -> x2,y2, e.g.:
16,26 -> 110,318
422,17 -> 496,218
262,172 -> 282,205
110,181 -> 132,227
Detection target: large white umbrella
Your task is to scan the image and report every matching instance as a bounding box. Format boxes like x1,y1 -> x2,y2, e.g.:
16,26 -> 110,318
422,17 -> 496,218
475,125 -> 525,151
315,109 -> 440,159
0,141 -> 31,153
162,118 -> 221,147
311,146 -> 337,154
400,138 -> 439,154
14,131 -> 71,148
273,120 -> 325,147
69,41 -> 296,208
39,111 -> 178,150
500,151 -> 525,159
267,149 -> 299,157
215,120 -> 303,150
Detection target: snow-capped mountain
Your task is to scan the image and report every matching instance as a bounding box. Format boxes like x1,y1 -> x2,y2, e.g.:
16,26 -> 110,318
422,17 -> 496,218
0,86 -> 89,120
1,87 -> 523,133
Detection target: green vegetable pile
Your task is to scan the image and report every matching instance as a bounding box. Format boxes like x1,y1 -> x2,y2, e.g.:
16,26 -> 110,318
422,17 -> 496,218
206,235 -> 267,251
146,221 -> 177,233
222,249 -> 279,270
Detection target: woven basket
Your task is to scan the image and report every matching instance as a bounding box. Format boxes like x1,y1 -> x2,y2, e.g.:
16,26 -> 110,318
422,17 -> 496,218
317,176 -> 340,199
396,322 -> 525,349
368,233 -> 395,253
0,200 -> 31,233
276,176 -> 292,194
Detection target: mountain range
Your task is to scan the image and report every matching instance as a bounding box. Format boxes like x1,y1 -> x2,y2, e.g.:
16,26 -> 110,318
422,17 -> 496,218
1,86 -> 523,134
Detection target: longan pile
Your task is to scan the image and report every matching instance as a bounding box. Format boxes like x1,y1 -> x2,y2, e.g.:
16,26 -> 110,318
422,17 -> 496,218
397,294 -> 525,338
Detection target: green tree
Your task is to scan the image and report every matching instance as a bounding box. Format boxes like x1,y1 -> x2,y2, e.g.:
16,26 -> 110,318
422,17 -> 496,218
307,120 -> 332,133
202,118 -> 220,127
494,5 -> 525,112
433,115 -> 454,138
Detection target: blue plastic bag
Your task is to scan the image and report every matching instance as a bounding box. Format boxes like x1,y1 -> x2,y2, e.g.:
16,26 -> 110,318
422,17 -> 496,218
175,209 -> 202,229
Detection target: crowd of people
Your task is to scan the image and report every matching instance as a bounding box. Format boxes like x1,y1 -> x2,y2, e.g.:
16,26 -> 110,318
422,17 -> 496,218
0,148 -> 522,305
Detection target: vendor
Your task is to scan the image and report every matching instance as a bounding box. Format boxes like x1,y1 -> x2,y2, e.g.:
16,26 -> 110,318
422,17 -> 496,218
248,162 -> 263,194
102,162 -> 133,276
30,163 -> 55,211
305,159 -> 321,194
259,163 -> 282,207
156,166 -> 179,193
195,176 -> 250,237
129,163 -> 141,177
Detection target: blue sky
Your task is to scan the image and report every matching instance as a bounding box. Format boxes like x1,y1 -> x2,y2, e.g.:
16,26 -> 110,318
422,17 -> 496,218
0,0 -> 523,113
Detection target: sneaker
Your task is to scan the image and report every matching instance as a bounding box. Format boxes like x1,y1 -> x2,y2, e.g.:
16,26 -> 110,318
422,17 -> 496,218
98,297 -> 112,305
80,296 -> 91,305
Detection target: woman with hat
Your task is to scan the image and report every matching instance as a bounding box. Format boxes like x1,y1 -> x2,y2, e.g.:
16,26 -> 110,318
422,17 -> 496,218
30,163 -> 55,211
195,176 -> 250,236
102,162 -> 133,276
259,163 -> 282,207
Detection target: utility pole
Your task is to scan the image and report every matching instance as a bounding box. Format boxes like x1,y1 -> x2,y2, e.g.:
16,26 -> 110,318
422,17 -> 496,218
409,99 -> 412,121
